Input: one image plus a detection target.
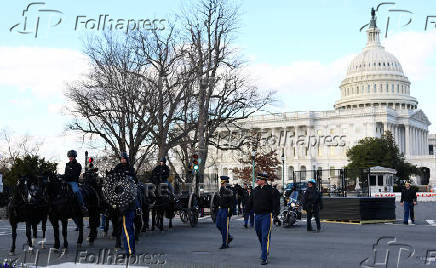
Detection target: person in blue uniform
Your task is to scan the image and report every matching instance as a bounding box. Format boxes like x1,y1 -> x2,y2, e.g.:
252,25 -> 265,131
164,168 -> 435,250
246,172 -> 280,265
113,152 -> 138,256
216,176 -> 235,249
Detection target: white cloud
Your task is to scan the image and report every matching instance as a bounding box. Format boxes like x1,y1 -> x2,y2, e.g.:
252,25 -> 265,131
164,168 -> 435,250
383,31 -> 436,80
0,46 -> 89,98
246,54 -> 355,96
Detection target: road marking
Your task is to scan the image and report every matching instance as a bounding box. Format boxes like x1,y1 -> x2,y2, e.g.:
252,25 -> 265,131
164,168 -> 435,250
426,220 -> 436,226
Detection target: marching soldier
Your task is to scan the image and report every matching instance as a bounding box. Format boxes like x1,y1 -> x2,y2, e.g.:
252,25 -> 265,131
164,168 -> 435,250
216,176 -> 235,249
113,152 -> 138,256
246,172 -> 280,265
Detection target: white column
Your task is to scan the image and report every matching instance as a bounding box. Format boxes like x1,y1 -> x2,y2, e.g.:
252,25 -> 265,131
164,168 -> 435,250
405,125 -> 410,156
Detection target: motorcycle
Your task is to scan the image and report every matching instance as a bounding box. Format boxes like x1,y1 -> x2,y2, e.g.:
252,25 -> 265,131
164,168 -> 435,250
281,190 -> 302,227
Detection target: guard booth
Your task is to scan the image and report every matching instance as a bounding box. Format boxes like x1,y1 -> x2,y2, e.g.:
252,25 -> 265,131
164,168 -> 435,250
368,166 -> 396,194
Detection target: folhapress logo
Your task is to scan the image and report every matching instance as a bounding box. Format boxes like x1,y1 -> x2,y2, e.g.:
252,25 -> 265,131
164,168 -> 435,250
9,2 -> 167,38
9,2 -> 63,38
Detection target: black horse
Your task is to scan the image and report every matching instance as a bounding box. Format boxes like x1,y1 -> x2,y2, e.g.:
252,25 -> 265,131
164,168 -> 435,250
8,176 -> 48,255
46,174 -> 100,250
150,182 -> 175,231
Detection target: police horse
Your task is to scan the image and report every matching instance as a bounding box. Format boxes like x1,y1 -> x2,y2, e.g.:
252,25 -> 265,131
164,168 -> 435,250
149,180 -> 175,231
8,176 -> 48,255
46,174 -> 100,251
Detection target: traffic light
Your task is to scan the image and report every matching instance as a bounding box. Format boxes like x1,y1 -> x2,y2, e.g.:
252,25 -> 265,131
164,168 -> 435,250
88,157 -> 94,169
192,154 -> 199,172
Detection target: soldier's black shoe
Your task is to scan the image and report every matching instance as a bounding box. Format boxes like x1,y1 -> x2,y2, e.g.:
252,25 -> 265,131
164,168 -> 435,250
307,229 -> 313,232
261,259 -> 268,265
219,245 -> 228,249
228,236 -> 233,244
244,224 -> 248,228
81,206 -> 88,215
316,229 -> 321,233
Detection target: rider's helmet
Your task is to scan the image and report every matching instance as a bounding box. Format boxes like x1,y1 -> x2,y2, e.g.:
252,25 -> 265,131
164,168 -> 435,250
308,178 -> 317,184
160,157 -> 166,164
67,150 -> 77,158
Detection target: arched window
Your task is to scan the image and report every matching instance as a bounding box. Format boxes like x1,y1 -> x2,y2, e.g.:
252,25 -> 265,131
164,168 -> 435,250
300,166 -> 307,180
391,84 -> 394,93
397,84 -> 399,93
288,166 -> 294,181
367,84 -> 370,93
373,84 -> 377,93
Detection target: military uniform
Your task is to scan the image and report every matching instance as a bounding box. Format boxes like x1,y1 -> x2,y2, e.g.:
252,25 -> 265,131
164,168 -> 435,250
246,173 -> 280,265
216,176 -> 235,249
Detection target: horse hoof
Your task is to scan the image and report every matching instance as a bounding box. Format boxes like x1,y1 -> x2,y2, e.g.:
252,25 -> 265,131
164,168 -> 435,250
62,248 -> 67,254
86,237 -> 90,242
9,251 -> 15,256
27,247 -> 34,253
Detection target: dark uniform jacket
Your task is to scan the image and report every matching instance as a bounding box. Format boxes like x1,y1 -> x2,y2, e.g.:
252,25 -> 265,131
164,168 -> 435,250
151,164 -> 170,185
401,188 -> 417,203
64,159 -> 82,182
113,163 -> 137,183
218,185 -> 236,215
246,184 -> 280,216
303,186 -> 323,211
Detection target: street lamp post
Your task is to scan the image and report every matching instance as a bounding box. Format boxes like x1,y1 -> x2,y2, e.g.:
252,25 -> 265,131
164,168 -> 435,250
281,149 -> 285,192
252,149 -> 256,188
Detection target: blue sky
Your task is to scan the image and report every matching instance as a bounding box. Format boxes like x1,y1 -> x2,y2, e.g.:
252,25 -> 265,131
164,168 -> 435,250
1,0 -> 436,162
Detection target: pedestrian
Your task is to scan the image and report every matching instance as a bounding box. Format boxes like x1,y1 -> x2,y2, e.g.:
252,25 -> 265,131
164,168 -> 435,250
216,176 -> 235,249
246,172 -> 280,265
62,150 -> 88,215
243,186 -> 254,228
303,179 -> 323,232
234,183 -> 244,215
400,182 -> 417,225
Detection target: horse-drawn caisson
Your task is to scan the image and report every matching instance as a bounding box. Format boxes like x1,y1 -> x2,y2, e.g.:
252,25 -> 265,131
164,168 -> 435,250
6,150 -> 218,256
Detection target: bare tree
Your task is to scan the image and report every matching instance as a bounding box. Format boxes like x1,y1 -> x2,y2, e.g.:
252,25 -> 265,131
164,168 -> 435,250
182,0 -> 273,176
66,33 -> 155,170
0,128 -> 43,168
131,26 -> 198,161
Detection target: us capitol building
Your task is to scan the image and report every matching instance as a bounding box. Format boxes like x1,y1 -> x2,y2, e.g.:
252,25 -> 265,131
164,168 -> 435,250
194,12 -> 436,187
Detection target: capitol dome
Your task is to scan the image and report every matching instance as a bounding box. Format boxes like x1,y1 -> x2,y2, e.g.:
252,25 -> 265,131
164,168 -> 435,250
335,11 -> 417,110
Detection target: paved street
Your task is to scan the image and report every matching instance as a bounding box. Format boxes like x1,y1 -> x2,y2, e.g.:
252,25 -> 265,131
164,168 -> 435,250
1,202 -> 436,267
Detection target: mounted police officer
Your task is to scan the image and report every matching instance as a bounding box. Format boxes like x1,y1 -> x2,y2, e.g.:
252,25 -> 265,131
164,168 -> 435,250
246,172 -> 280,265
216,176 -> 235,249
113,152 -> 138,256
63,150 -> 87,215
303,178 -> 323,232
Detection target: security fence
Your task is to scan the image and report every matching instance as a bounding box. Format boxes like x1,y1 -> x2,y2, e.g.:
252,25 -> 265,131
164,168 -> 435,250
286,168 -> 376,197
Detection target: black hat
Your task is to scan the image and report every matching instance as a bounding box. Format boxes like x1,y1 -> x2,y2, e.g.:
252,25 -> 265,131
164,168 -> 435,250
220,176 -> 230,183
120,152 -> 129,161
67,150 -> 77,158
160,157 -> 167,163
256,172 -> 268,180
